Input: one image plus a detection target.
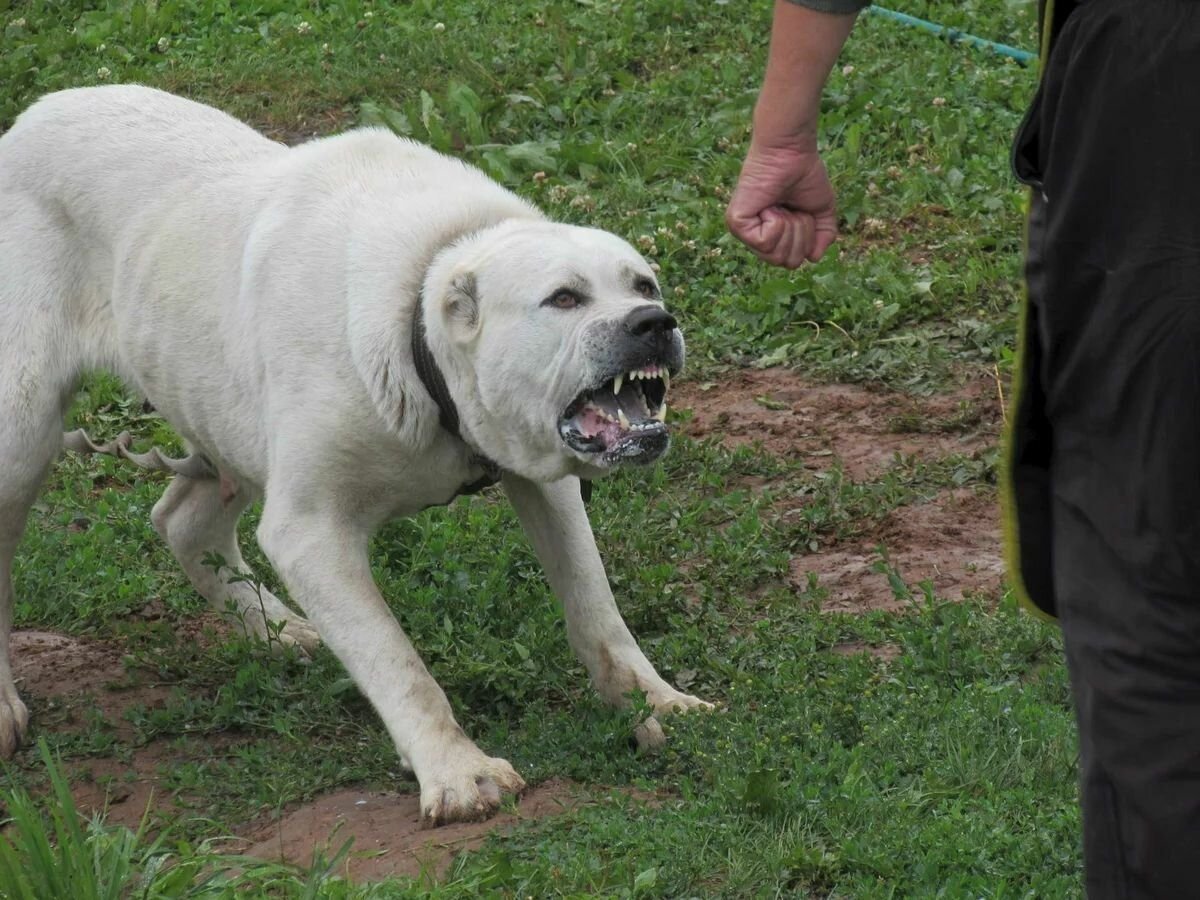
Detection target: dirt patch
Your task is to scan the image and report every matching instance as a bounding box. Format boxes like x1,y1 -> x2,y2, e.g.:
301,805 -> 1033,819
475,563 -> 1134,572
10,624 -> 245,826
240,779 -> 637,884
67,744 -> 182,829
674,368 -> 999,479
790,488 -> 1004,613
12,630 -> 173,740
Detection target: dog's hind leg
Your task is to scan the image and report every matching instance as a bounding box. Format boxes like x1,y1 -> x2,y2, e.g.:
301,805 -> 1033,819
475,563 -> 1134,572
0,415 -> 62,757
151,475 -> 320,654
0,196 -> 83,756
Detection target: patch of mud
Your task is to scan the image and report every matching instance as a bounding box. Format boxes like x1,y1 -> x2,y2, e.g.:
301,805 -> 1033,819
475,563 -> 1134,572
240,779 -> 642,883
12,630 -> 172,740
674,368 -> 999,479
68,745 -> 181,829
10,623 -> 244,825
791,488 -> 1004,613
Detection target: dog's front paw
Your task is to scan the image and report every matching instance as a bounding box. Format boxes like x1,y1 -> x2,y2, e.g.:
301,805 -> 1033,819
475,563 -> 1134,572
419,752 -> 526,826
0,688 -> 29,759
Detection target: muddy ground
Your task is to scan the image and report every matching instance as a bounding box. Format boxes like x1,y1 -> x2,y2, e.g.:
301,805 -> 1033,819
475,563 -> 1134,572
675,367 -> 1004,612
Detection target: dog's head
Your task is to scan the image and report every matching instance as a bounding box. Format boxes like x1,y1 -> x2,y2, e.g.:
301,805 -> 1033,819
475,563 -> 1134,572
424,220 -> 684,482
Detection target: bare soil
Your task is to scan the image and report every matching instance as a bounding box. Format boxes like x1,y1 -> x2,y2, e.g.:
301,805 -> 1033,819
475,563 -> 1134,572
791,488 -> 1004,613
675,368 -> 1005,612
674,367 -> 999,480
238,778 -> 644,883
12,628 -> 197,828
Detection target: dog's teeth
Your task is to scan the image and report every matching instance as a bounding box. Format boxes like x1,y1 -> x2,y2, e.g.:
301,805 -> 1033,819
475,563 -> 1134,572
654,403 -> 667,422
662,370 -> 670,391
613,373 -> 624,395
618,409 -> 631,429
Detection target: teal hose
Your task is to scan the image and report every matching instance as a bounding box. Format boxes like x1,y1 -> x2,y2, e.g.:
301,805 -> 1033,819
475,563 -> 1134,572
865,6 -> 1038,66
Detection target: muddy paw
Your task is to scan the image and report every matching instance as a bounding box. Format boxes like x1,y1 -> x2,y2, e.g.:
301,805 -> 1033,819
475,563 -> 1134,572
419,754 -> 526,826
0,690 -> 29,759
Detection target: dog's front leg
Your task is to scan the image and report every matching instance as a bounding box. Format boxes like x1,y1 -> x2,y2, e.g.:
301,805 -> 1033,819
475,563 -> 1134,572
257,504 -> 524,824
503,474 -> 712,746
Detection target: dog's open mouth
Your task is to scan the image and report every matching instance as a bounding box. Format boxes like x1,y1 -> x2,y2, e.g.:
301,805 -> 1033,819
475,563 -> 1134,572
559,365 -> 670,464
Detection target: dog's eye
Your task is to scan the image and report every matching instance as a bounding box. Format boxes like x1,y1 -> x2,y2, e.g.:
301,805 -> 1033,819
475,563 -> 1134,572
544,289 -> 581,310
634,278 -> 659,299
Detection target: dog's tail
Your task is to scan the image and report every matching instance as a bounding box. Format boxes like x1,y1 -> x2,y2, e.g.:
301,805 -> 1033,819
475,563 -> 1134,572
61,429 -> 216,480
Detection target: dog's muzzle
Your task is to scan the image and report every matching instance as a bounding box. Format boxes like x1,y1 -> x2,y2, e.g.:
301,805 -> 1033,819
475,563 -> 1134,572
558,305 -> 682,467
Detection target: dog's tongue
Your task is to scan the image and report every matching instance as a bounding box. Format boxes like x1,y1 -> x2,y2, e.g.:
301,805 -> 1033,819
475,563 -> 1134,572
566,376 -> 665,450
575,406 -> 626,447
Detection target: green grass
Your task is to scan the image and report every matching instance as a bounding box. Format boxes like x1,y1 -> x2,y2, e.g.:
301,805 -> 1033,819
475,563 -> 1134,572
0,1 -> 1083,897
0,742 -> 361,898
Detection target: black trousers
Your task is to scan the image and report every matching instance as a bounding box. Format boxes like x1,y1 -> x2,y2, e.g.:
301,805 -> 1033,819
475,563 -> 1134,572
1004,0 -> 1200,896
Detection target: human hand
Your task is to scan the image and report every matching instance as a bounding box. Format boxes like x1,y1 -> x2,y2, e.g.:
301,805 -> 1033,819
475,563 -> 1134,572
725,137 -> 838,269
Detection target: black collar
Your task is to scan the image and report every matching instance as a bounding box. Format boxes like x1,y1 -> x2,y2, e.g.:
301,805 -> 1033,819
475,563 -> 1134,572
409,274 -> 592,505
411,288 -> 503,496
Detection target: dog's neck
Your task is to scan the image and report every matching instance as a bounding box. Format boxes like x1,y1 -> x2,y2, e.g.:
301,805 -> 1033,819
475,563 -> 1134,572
410,285 -> 503,495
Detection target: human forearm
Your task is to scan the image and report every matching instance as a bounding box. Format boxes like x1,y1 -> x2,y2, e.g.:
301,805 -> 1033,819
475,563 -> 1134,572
754,1 -> 862,147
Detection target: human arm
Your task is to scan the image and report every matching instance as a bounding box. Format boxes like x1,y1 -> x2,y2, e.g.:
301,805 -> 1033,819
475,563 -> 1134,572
725,0 -> 866,268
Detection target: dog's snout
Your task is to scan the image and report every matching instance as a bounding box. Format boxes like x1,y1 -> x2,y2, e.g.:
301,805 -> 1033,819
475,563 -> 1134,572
623,305 -> 677,337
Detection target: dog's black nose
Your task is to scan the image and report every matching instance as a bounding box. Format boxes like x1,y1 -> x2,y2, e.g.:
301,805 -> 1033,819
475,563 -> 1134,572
624,305 -> 677,337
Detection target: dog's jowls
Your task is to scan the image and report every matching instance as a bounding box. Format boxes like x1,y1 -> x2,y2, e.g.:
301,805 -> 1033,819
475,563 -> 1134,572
0,86 -> 711,824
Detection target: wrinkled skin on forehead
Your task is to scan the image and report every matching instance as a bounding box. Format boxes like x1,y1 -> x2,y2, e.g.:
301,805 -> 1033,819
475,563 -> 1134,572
428,222 -> 685,482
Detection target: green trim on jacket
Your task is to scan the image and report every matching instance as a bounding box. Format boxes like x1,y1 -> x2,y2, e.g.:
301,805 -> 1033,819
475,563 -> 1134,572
1000,0 -> 1058,623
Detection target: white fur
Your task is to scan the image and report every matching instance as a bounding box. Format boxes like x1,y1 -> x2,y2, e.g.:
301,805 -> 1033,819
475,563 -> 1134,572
0,86 -> 710,824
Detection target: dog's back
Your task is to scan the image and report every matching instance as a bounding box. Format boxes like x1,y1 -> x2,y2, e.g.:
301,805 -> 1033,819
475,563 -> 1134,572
0,86 -> 284,386
0,85 -> 282,240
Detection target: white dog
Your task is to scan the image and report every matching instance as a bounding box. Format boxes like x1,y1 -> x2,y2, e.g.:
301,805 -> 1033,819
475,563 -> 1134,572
0,86 -> 711,824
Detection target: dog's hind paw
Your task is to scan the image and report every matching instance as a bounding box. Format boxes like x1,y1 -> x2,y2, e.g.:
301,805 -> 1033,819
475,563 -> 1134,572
419,753 -> 526,826
272,617 -> 321,656
0,690 -> 29,759
232,602 -> 322,657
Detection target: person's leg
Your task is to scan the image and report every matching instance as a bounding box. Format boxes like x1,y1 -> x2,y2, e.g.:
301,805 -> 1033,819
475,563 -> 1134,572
1030,1 -> 1200,895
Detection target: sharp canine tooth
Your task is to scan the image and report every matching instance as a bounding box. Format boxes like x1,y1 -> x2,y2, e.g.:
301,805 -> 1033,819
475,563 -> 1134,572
655,403 -> 668,422
663,370 -> 670,391
618,409 -> 631,429
613,374 -> 624,395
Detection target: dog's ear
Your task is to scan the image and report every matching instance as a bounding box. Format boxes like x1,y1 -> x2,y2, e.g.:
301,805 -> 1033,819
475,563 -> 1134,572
443,272 -> 480,337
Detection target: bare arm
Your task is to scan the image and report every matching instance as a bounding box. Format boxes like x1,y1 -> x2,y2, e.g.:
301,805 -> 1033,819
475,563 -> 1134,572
726,1 -> 861,268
